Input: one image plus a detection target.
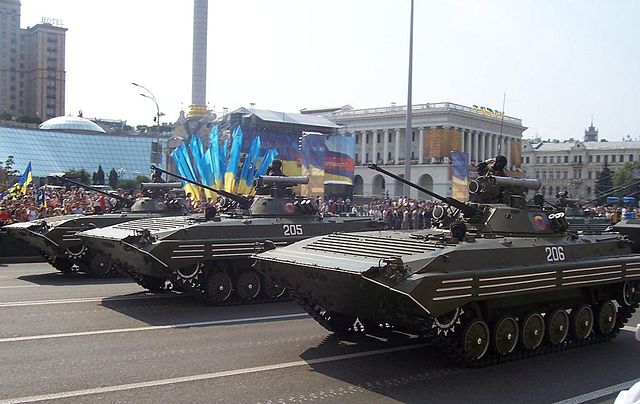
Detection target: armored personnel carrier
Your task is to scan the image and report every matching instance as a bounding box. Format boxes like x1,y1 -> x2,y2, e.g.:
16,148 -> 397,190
4,177 -> 187,277
79,166 -> 386,303
255,163 -> 640,366
555,191 -> 611,232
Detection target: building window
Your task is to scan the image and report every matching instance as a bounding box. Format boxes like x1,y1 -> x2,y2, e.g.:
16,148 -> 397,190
535,172 -> 540,179
377,133 -> 381,143
365,153 -> 369,162
589,155 -> 593,163
596,155 -> 601,163
612,155 -> 616,163
376,152 -> 381,162
620,154 -> 624,162
604,155 -> 608,163
549,172 -> 554,179
578,155 -> 582,163
525,156 -> 530,164
588,171 -> 592,179
355,153 -> 359,162
355,136 -> 358,145
630,155 -> 634,162
577,170 -> 582,179
563,171 -> 568,179
536,156 -> 540,164
556,171 -> 560,179
543,156 -> 547,164
543,171 -> 547,179
388,152 -> 392,161
549,156 -> 554,164
564,156 -> 569,163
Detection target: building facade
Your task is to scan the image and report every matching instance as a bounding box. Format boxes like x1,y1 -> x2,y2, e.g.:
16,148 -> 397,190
326,102 -> 526,199
0,0 -> 66,121
521,123 -> 640,199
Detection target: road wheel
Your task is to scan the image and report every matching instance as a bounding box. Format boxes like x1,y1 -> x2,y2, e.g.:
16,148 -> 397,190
262,276 -> 286,299
546,309 -> 570,345
622,280 -> 640,306
520,312 -> 545,350
85,253 -> 113,278
494,316 -> 519,355
235,270 -> 261,301
462,319 -> 490,360
571,304 -> 594,340
204,271 -> 233,303
596,301 -> 617,335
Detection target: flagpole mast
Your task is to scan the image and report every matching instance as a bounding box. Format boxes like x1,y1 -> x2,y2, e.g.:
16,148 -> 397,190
403,0 -> 414,198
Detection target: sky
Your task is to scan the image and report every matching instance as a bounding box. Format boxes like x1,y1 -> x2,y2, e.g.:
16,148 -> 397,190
20,0 -> 640,141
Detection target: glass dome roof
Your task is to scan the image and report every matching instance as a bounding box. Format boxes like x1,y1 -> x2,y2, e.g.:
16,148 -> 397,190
39,116 -> 106,133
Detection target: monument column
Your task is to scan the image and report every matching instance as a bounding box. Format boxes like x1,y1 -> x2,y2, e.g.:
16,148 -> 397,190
418,127 -> 424,163
371,129 -> 378,163
360,130 -> 367,165
394,128 -> 401,164
383,129 -> 390,164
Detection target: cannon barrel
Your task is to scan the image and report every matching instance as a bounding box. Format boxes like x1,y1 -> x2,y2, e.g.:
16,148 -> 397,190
140,182 -> 184,190
367,163 -> 479,217
255,175 -> 309,187
150,165 -> 252,209
489,176 -> 541,190
53,176 -> 133,207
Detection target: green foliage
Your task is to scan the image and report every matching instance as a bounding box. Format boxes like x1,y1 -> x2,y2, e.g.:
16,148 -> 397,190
15,115 -> 42,124
116,175 -> 150,191
64,168 -> 91,185
108,168 -> 119,189
613,162 -> 640,196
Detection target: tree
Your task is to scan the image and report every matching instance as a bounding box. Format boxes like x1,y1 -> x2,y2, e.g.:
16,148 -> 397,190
613,162 -> 640,197
108,168 -> 119,189
3,155 -> 18,176
595,163 -> 614,204
64,168 -> 91,185
92,165 -> 105,185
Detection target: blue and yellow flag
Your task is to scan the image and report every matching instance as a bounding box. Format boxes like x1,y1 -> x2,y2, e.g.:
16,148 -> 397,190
451,152 -> 469,201
237,136 -> 261,195
208,125 -> 224,189
8,162 -> 33,196
224,126 -> 243,193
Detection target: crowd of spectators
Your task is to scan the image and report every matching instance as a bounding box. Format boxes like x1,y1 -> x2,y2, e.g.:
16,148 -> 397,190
2,183 -> 640,230
0,186 -> 135,226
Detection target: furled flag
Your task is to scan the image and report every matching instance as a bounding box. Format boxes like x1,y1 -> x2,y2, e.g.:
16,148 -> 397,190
451,151 -> 469,201
224,125 -> 243,193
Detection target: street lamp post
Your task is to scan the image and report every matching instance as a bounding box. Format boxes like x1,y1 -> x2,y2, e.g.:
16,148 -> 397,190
132,82 -> 165,165
131,82 -> 163,136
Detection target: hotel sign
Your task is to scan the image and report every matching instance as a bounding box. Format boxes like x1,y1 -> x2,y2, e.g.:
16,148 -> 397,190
41,17 -> 64,27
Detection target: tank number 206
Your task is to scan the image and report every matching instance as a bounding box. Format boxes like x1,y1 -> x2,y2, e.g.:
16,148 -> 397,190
283,224 -> 304,236
545,246 -> 565,262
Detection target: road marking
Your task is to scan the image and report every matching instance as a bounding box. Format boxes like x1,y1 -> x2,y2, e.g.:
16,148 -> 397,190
0,313 -> 309,343
0,343 -> 428,403
554,378 -> 640,404
0,285 -> 39,289
0,293 -> 182,308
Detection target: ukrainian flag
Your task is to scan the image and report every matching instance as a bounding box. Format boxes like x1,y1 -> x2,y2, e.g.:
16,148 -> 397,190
451,152 -> 469,201
224,126 -> 243,193
8,162 -> 33,196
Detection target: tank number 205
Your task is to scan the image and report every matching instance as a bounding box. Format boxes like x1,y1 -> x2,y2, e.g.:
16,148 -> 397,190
283,224 -> 304,236
545,246 -> 565,262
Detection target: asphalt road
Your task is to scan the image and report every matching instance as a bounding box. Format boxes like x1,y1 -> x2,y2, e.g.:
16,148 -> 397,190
0,262 -> 638,404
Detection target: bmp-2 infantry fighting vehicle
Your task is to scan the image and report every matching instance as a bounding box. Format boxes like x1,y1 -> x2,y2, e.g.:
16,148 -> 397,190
555,191 -> 611,233
255,163 -> 640,366
79,166 -> 386,304
4,177 -> 188,277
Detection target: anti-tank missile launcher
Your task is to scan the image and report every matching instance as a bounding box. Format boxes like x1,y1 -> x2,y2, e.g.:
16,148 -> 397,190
78,165 -> 386,303
4,176 -> 188,277
255,162 -> 640,366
